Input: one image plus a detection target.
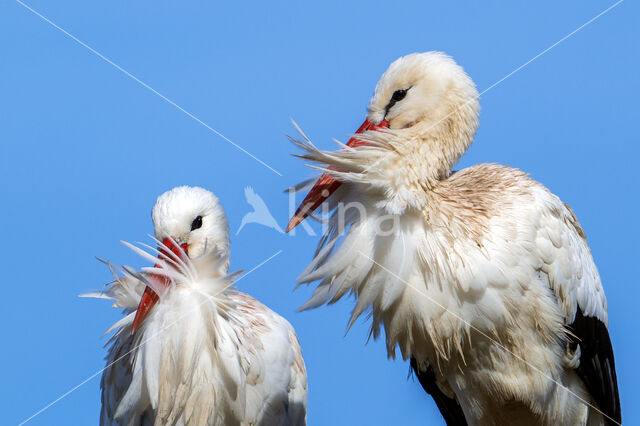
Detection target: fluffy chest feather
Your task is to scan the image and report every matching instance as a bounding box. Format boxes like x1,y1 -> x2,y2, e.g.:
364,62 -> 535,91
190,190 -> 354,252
297,164 -> 602,366
92,254 -> 307,426
111,283 -> 258,425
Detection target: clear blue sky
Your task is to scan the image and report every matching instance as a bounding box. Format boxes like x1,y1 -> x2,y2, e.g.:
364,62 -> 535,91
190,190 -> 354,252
1,1 -> 637,424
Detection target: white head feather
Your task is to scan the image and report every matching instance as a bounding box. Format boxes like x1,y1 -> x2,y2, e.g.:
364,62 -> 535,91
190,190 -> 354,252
152,185 -> 230,272
293,52 -> 480,214
367,52 -> 478,133
84,186 -> 238,329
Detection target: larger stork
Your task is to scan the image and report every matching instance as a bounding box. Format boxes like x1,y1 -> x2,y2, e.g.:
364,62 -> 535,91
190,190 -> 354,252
85,186 -> 307,425
288,52 -> 620,425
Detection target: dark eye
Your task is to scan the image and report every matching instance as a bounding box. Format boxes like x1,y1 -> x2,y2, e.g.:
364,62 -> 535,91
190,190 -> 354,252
191,215 -> 203,231
391,89 -> 407,102
384,87 -> 410,117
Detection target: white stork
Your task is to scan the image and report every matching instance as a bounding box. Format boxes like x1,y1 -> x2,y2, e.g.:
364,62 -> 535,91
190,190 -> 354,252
84,186 -> 307,425
287,52 -> 620,425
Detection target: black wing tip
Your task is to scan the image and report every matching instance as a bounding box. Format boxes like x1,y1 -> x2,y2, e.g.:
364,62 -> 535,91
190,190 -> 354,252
410,357 -> 469,426
570,308 -> 621,425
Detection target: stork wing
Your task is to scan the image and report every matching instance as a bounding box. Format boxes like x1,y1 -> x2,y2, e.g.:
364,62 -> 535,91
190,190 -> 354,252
569,309 -> 621,425
410,358 -> 467,426
100,334 -> 131,425
536,195 -> 620,424
231,292 -> 308,425
100,331 -> 152,426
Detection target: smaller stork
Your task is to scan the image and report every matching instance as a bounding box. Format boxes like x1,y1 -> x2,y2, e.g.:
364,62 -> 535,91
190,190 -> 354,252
84,186 -> 307,425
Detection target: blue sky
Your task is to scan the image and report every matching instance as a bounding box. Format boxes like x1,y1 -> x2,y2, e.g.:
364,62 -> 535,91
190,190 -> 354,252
1,1 -> 638,424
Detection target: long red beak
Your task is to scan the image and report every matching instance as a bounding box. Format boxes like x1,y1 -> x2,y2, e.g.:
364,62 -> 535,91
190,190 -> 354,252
130,238 -> 188,334
286,119 -> 389,232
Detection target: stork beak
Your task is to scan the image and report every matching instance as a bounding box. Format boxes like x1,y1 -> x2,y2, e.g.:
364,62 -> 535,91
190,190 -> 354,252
131,238 -> 188,334
286,118 -> 389,232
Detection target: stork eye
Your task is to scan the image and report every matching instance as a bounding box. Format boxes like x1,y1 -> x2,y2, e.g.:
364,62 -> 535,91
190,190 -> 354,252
191,215 -> 203,231
391,89 -> 408,102
384,87 -> 410,117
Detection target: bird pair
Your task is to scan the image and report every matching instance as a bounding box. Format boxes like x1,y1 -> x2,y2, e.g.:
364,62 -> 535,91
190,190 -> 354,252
86,52 -> 620,426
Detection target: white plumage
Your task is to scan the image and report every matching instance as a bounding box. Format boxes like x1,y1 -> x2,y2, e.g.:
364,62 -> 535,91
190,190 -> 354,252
85,186 -> 307,426
289,52 -> 619,425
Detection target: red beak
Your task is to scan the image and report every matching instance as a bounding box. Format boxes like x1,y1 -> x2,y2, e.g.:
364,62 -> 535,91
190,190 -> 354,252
286,119 -> 389,232
130,238 -> 188,334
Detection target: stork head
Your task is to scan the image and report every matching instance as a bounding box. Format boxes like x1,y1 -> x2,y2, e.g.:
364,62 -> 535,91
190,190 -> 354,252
151,186 -> 230,263
132,186 -> 230,333
367,52 -> 478,140
288,52 -> 480,230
